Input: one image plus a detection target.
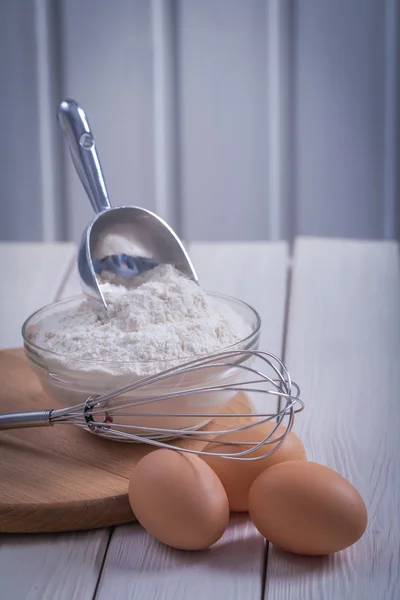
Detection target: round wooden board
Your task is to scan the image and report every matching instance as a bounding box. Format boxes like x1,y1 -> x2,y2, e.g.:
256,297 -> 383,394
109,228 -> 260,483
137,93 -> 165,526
0,349 -> 255,533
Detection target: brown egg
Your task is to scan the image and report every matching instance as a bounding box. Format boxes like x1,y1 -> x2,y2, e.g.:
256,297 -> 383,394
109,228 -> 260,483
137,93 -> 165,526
128,449 -> 229,550
201,421 -> 306,511
249,461 -> 368,555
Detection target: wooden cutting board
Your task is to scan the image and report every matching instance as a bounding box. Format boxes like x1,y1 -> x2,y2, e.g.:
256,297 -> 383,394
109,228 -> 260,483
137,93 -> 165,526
0,349 -> 255,533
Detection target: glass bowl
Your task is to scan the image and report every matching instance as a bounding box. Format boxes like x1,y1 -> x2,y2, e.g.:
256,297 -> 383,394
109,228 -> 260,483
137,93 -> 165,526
22,293 -> 261,436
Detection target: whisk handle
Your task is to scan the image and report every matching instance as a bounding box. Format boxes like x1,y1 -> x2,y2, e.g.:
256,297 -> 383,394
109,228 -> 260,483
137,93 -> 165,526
0,410 -> 52,430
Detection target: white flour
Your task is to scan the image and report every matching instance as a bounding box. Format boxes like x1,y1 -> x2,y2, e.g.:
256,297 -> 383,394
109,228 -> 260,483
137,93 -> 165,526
37,264 -> 251,377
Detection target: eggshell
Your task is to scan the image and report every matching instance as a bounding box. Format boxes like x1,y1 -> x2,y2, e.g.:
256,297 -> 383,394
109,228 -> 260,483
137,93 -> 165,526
249,460 -> 368,555
201,421 -> 306,511
128,449 -> 229,550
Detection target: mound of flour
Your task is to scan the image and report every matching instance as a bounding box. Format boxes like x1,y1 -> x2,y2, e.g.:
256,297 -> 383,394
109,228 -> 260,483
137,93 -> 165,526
38,264 -> 251,376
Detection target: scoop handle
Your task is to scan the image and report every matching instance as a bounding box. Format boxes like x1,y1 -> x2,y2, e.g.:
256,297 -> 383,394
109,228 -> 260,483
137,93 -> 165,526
58,99 -> 111,213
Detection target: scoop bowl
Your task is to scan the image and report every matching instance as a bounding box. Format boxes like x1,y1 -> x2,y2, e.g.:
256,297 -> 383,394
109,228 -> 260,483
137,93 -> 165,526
58,99 -> 197,308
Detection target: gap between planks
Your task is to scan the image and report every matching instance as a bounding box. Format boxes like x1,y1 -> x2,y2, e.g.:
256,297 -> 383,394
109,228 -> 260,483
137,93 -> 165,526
262,243 -> 294,599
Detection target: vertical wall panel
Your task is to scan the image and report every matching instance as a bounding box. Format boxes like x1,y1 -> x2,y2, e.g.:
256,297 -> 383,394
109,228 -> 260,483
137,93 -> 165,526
383,0 -> 400,240
60,0 -> 155,242
177,0 -> 269,241
151,0 -> 181,233
35,0 -> 66,242
266,0 -> 295,241
294,0 -> 387,239
0,0 -> 42,241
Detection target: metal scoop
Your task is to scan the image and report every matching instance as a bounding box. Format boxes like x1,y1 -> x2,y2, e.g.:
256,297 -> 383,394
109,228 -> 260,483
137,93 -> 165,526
57,99 -> 197,308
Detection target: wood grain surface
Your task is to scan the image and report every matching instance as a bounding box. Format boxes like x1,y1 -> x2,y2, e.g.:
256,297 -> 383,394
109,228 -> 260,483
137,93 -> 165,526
95,241 -> 289,600
0,349 -> 254,533
265,238 -> 400,600
0,529 -> 108,600
96,515 -> 263,600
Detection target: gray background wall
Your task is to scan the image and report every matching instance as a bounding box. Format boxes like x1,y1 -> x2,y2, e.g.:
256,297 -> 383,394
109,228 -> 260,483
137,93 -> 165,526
0,0 -> 399,243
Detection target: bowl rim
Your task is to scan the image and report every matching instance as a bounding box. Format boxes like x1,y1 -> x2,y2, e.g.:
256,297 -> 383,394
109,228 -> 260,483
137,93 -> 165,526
22,291 -> 261,366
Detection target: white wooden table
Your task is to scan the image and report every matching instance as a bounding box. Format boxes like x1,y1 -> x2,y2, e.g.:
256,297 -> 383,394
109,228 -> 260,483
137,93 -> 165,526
0,238 -> 399,600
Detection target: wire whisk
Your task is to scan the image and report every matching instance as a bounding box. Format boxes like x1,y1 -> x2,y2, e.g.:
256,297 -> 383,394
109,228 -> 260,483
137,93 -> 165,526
0,350 -> 304,460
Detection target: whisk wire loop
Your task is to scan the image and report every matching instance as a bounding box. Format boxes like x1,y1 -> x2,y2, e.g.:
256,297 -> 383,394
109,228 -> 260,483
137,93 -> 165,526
0,349 -> 304,460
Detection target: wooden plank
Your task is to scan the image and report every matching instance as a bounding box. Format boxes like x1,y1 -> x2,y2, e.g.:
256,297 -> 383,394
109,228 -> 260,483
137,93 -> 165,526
0,242 -> 75,349
190,242 -> 286,355
0,243 -> 110,599
0,530 -> 108,600
265,238 -> 400,599
95,516 -> 263,600
96,241 -> 289,600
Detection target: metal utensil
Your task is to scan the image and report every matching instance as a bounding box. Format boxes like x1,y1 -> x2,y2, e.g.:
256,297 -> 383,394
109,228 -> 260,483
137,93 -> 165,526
0,350 -> 303,458
57,99 -> 197,308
